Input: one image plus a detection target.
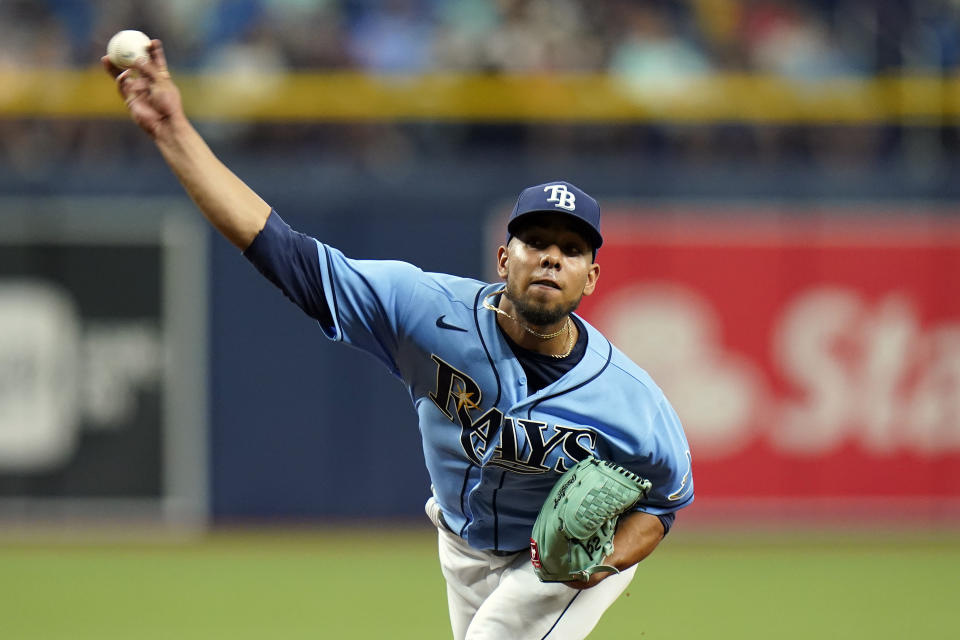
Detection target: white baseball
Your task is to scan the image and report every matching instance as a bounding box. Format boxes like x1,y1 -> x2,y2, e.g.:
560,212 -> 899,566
106,30 -> 151,69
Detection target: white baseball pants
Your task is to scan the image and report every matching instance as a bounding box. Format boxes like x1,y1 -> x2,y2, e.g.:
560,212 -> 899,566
427,497 -> 636,640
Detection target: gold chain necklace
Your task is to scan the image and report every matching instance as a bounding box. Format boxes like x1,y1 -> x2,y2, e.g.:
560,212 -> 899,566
482,289 -> 575,359
553,318 -> 575,359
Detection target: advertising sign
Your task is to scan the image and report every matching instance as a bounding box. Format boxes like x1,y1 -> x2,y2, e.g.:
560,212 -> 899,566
575,210 -> 960,515
0,199 -> 207,528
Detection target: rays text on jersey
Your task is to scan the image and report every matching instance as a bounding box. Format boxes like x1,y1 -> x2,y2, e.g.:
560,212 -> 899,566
429,354 -> 597,474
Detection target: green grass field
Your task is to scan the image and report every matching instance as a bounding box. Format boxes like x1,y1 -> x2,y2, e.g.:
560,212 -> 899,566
1,526 -> 956,639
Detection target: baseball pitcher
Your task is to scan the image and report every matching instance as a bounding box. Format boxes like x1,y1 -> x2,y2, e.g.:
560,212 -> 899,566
104,40 -> 693,640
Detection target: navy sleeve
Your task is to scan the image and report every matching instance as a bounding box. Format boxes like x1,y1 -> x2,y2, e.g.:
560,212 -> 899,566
657,511 -> 676,536
242,210 -> 332,326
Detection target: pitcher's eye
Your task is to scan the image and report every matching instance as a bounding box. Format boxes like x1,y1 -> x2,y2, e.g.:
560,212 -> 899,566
525,236 -> 546,249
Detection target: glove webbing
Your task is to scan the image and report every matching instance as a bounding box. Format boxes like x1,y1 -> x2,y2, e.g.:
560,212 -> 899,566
562,462 -> 652,540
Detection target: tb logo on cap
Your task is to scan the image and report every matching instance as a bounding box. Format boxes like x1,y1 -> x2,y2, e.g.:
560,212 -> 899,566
543,184 -> 576,211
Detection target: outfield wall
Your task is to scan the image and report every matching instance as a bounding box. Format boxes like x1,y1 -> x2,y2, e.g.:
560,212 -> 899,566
1,156 -> 958,527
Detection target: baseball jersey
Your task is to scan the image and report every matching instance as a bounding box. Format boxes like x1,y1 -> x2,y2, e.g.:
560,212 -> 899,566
245,211 -> 694,552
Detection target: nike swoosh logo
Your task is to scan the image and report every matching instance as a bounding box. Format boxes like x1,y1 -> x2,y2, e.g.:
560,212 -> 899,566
436,315 -> 468,332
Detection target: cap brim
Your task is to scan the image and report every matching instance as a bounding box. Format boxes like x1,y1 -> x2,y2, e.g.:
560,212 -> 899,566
507,209 -> 603,249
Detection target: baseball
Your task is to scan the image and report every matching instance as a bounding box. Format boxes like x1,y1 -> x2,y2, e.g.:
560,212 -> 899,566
106,30 -> 151,69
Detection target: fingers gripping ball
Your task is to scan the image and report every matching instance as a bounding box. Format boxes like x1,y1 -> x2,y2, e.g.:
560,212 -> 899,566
530,457 -> 652,583
106,30 -> 151,69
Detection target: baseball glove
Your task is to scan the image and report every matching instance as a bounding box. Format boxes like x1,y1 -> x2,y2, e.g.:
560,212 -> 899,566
529,457 -> 652,583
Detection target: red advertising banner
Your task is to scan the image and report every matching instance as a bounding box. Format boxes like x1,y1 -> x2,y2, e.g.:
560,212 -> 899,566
575,210 -> 960,516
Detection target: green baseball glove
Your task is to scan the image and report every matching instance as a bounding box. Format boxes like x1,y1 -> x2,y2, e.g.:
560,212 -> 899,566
529,457 -> 652,583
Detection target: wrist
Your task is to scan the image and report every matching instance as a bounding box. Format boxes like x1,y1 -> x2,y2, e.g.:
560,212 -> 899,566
154,112 -> 198,154
148,104 -> 188,138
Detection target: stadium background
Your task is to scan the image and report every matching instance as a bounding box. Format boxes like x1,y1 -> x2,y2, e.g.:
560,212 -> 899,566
1,1 -> 958,638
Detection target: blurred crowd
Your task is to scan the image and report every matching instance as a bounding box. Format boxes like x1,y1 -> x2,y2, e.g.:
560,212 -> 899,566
2,0 -> 959,75
2,0 -> 959,184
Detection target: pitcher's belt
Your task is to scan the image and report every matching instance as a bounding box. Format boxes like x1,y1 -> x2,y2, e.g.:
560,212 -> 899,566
439,511 -> 524,557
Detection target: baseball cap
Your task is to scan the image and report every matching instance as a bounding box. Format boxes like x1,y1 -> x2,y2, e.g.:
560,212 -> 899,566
506,181 -> 603,250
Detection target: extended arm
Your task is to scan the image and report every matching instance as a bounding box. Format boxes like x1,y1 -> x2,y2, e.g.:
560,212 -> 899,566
102,40 -> 270,250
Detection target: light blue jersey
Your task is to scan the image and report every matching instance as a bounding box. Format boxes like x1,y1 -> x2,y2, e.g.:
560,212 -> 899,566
246,211 -> 693,552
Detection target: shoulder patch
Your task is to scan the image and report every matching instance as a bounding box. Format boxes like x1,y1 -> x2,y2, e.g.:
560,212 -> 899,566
668,450 -> 693,502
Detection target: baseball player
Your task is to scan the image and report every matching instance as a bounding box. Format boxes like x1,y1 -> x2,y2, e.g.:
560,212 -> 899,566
104,41 -> 693,639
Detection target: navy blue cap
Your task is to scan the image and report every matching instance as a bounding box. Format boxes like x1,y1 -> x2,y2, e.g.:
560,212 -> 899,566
506,181 -> 603,250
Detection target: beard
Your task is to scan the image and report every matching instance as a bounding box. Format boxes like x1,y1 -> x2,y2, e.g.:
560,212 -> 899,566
503,277 -> 582,327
